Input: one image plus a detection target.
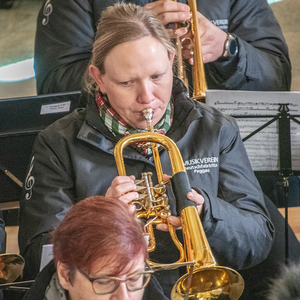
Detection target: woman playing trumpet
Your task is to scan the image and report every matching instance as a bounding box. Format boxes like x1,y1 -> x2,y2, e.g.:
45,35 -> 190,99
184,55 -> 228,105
19,3 -> 274,299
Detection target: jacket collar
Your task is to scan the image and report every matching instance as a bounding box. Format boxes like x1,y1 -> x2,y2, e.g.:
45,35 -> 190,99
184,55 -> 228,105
77,99 -> 117,156
167,77 -> 202,142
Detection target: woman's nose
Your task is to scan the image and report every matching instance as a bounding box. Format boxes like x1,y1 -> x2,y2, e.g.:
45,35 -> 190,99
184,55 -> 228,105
111,282 -> 130,300
137,81 -> 154,104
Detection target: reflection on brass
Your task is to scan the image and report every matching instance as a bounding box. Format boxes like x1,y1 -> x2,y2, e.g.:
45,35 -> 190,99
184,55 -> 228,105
171,206 -> 244,300
114,109 -> 244,299
0,254 -> 25,284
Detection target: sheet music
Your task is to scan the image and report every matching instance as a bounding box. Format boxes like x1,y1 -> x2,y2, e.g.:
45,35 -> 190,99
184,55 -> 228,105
206,90 -> 300,171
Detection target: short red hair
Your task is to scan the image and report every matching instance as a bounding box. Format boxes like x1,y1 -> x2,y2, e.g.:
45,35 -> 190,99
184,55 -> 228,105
52,196 -> 148,275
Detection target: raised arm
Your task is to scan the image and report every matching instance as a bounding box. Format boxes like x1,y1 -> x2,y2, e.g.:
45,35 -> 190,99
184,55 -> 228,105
203,0 -> 291,91
146,0 -> 291,91
34,0 -> 104,94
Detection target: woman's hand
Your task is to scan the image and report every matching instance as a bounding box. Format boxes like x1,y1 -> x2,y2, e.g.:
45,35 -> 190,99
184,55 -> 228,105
182,11 -> 228,63
105,175 -> 138,212
156,188 -> 204,231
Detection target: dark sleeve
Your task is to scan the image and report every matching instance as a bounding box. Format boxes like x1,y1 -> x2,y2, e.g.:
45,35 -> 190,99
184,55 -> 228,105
199,120 -> 274,270
34,0 -> 96,94
34,0 -> 152,95
205,0 -> 291,91
0,210 -> 6,254
18,132 -> 75,280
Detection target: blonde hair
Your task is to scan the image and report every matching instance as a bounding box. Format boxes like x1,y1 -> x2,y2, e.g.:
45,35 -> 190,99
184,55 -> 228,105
84,2 -> 175,94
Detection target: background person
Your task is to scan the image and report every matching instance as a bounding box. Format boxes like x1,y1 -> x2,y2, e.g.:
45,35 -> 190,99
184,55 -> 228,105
266,262 -> 300,300
19,3 -> 274,298
34,0 -> 291,95
22,196 -> 168,300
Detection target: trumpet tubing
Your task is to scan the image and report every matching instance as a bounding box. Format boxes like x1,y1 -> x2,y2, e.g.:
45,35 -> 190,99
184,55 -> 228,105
114,109 -> 244,299
171,205 -> 245,300
188,0 -> 207,102
173,0 -> 207,102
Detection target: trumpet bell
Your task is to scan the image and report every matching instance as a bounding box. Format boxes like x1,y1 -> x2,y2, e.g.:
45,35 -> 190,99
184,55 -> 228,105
0,254 -> 25,284
171,266 -> 244,300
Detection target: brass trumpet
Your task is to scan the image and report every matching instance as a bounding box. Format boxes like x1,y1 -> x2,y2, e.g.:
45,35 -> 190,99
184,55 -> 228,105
174,0 -> 207,103
114,108 -> 186,266
0,254 -> 35,292
114,109 -> 244,299
0,254 -> 24,285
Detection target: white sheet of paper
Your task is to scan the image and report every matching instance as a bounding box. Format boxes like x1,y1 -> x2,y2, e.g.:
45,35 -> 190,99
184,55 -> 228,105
40,101 -> 71,115
40,244 -> 53,271
206,90 -> 300,171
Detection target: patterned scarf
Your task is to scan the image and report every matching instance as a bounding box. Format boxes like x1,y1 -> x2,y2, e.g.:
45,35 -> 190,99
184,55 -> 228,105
96,93 -> 173,155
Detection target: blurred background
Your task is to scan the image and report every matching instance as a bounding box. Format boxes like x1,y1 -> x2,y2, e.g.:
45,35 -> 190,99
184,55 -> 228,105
0,0 -> 299,99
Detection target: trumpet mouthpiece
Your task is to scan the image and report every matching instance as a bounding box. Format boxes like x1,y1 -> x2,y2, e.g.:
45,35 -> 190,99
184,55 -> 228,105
142,108 -> 153,131
142,108 -> 153,121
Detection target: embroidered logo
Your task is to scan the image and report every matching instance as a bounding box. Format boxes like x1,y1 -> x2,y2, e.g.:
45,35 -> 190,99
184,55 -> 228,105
42,0 -> 53,25
25,156 -> 35,200
184,157 -> 219,174
210,19 -> 228,31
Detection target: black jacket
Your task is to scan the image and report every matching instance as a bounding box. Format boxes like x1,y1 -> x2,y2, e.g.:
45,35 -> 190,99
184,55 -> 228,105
19,78 -> 274,297
34,0 -> 291,94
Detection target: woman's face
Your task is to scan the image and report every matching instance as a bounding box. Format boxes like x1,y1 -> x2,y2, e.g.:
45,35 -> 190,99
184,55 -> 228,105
90,36 -> 174,130
57,252 -> 146,300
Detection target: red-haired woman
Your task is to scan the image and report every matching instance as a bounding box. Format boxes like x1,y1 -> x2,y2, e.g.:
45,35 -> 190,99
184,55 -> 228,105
22,196 -> 168,300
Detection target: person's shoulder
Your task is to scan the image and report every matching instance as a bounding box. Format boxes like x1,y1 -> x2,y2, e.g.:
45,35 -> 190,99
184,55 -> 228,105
39,108 -> 87,140
22,260 -> 56,300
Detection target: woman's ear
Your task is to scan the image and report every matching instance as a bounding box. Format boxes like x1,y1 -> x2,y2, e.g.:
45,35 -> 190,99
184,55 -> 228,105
169,52 -> 175,66
89,65 -> 106,93
57,261 -> 72,291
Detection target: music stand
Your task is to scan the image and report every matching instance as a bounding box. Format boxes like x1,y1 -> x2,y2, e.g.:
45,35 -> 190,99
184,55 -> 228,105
234,103 -> 300,263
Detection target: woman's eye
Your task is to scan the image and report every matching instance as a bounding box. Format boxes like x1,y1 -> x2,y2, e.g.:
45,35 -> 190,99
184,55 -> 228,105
95,278 -> 113,285
151,74 -> 160,80
120,80 -> 135,86
128,274 -> 142,282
